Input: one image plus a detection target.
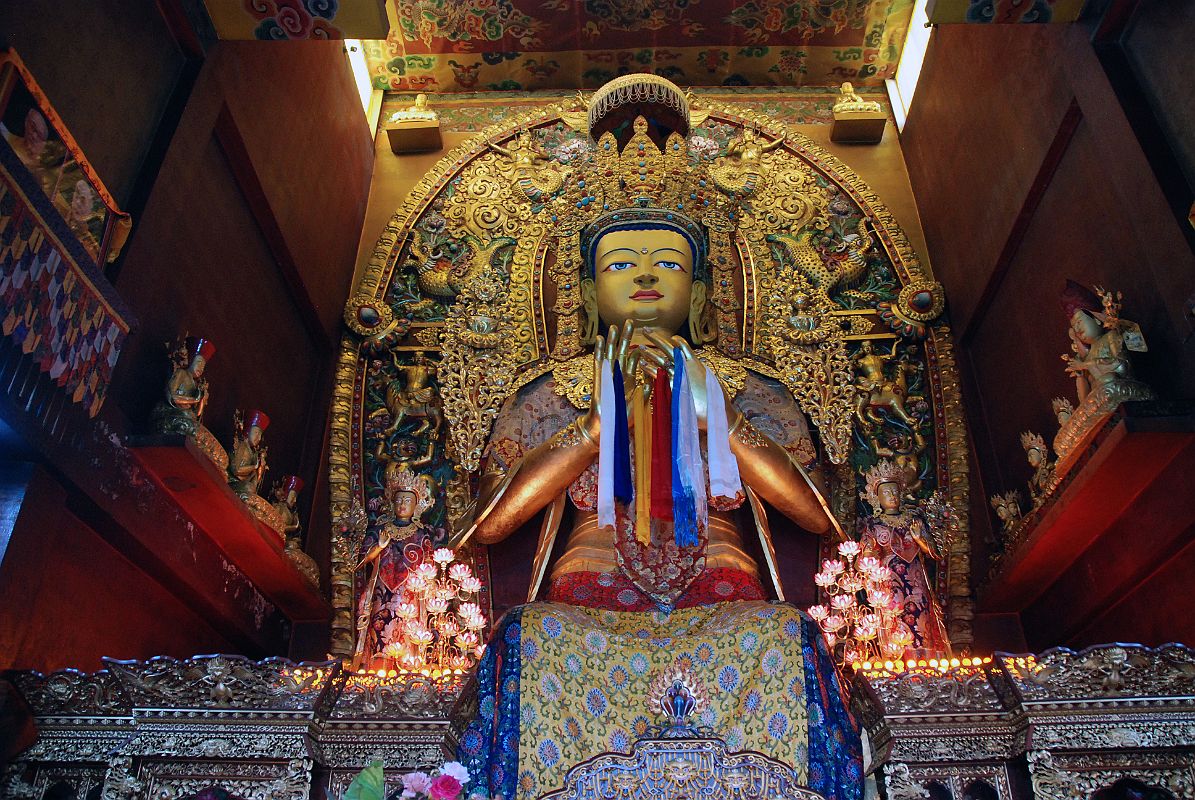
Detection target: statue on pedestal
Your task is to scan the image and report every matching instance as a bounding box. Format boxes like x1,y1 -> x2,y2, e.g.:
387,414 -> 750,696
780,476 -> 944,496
228,410 -> 283,533
150,336 -> 228,470
857,460 -> 949,658
1020,431 -> 1055,507
353,468 -> 434,671
1053,280 -> 1154,473
272,475 -> 318,588
990,490 -> 1024,534
443,77 -> 861,800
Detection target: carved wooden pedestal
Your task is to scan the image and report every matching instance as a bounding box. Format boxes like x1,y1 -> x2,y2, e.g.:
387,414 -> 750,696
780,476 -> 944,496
6,644 -> 1194,800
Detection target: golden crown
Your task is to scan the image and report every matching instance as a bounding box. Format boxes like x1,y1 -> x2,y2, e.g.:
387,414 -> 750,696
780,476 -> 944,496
860,459 -> 907,511
1020,431 -> 1047,453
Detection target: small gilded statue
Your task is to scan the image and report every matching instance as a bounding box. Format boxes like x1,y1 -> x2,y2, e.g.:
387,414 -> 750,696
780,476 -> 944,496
271,475 -> 319,588
832,81 -> 882,114
858,459 -> 950,657
854,339 -> 921,428
388,93 -> 437,124
1020,431 -> 1056,506
228,410 -> 283,533
1054,280 -> 1154,472
353,468 -> 434,670
1051,397 -> 1074,429
150,336 -> 228,470
989,490 -> 1024,534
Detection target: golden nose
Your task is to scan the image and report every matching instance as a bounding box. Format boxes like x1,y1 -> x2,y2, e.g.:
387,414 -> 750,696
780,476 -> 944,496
634,271 -> 658,286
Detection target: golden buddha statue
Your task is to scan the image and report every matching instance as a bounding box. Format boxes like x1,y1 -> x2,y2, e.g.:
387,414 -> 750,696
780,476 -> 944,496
331,73 -> 964,800
1053,280 -> 1154,473
454,210 -> 861,798
454,191 -> 859,798
228,410 -> 283,533
272,475 -> 319,588
150,336 -> 228,470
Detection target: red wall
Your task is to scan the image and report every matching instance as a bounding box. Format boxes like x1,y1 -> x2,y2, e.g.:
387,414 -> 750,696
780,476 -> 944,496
902,22 -> 1195,651
0,470 -> 237,671
0,39 -> 373,669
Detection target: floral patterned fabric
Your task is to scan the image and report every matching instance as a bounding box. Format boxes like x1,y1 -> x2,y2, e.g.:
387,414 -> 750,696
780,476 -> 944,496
458,602 -> 862,800
547,566 -> 766,611
858,512 -> 950,656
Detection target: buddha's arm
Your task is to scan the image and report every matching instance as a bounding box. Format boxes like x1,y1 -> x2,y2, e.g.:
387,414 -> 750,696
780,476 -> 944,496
468,421 -> 598,545
728,415 -> 833,536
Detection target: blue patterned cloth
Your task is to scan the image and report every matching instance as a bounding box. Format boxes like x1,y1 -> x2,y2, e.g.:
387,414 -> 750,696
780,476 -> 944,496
802,615 -> 864,800
458,605 -> 862,800
458,607 -> 523,799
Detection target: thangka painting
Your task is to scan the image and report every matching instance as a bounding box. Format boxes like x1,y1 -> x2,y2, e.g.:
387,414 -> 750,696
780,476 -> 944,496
0,50 -> 134,417
330,79 -> 971,668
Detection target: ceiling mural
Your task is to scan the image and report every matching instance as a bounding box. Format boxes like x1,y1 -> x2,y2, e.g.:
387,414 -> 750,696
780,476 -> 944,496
362,0 -> 915,91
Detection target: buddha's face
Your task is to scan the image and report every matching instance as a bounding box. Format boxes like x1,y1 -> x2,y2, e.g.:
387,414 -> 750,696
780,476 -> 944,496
190,355 -> 206,378
1070,309 -> 1102,345
393,490 -> 417,523
593,228 -> 695,335
877,481 -> 902,513
1027,448 -> 1043,468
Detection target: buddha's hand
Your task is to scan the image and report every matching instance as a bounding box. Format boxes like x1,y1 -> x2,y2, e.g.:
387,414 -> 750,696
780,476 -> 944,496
642,332 -> 734,433
581,320 -> 644,442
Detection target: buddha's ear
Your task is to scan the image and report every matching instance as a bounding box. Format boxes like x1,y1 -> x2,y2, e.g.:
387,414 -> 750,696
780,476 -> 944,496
688,281 -> 716,344
581,279 -> 598,345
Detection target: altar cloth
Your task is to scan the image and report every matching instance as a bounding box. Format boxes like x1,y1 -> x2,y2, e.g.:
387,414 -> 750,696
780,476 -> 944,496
458,601 -> 862,800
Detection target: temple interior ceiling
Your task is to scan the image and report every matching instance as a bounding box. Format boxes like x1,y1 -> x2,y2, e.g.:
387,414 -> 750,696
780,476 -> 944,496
201,0 -> 915,92
363,0 -> 915,91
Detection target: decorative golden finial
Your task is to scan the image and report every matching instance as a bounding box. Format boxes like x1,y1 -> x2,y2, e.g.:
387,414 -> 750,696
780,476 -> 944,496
832,81 -> 882,114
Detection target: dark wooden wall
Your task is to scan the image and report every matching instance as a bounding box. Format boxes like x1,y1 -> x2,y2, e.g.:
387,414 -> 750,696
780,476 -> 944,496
0,27 -> 372,669
902,20 -> 1195,651
0,0 -> 188,207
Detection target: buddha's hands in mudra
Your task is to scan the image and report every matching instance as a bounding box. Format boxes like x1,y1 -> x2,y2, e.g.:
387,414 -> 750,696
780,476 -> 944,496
638,331 -> 735,433
579,320 -> 649,443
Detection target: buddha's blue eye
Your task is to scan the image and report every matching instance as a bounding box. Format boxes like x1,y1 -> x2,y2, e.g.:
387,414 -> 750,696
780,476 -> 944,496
655,260 -> 685,272
604,261 -> 635,271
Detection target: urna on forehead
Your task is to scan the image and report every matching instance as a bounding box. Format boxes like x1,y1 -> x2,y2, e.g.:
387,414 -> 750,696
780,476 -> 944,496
581,208 -> 708,279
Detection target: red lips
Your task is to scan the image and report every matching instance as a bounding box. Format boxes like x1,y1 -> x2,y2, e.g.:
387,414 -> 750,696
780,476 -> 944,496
631,289 -> 663,300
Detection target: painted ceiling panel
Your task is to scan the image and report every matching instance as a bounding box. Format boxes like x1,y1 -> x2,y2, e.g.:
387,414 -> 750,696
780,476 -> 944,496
364,0 -> 916,90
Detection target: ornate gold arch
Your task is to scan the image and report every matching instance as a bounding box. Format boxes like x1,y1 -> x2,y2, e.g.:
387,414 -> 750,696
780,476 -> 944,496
330,98 -> 973,657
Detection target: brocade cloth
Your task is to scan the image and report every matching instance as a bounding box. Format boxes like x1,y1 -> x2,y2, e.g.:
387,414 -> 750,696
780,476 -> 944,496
458,602 -> 862,800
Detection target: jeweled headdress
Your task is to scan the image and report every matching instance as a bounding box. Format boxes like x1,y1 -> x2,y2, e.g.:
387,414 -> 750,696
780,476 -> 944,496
860,459 -> 907,513
388,468 -> 434,519
1020,431 -> 1047,455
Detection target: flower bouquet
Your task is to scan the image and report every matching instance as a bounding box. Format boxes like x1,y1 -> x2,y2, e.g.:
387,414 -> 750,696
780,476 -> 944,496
344,760 -> 477,800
